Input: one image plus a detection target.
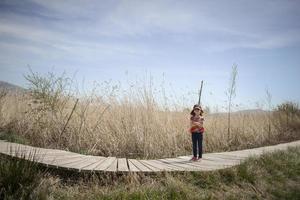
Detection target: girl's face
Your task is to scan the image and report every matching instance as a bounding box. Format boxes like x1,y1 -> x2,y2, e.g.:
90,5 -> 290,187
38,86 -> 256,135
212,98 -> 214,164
194,108 -> 201,115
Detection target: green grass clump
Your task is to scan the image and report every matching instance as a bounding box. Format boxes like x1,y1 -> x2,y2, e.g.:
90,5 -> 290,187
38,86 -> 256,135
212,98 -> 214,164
0,153 -> 49,200
0,130 -> 29,145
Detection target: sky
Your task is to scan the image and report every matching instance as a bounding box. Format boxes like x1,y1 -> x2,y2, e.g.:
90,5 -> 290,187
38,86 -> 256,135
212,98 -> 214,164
0,0 -> 300,111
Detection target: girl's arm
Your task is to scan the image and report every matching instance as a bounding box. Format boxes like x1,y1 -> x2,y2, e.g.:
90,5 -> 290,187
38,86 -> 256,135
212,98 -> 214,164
190,120 -> 202,127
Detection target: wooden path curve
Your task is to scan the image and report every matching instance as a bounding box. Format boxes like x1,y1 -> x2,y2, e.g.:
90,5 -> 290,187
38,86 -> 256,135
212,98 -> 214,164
0,140 -> 299,173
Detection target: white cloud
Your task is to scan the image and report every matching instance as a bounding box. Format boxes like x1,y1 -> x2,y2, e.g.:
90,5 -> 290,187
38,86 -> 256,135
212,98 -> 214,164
29,0 -> 97,18
244,31 -> 300,49
0,20 -> 158,62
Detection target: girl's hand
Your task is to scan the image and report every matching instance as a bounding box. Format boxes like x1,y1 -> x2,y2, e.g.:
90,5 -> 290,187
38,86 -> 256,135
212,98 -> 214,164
193,122 -> 201,126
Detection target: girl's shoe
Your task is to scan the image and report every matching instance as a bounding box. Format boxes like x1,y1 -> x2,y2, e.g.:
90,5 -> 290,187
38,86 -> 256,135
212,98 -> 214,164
197,157 -> 202,161
190,157 -> 197,161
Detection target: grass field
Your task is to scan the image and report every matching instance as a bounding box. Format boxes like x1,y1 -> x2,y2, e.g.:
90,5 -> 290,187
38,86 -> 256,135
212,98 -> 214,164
0,72 -> 300,199
0,73 -> 299,159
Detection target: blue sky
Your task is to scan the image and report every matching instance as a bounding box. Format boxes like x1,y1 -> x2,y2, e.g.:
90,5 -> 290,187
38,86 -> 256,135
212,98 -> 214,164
0,0 -> 300,111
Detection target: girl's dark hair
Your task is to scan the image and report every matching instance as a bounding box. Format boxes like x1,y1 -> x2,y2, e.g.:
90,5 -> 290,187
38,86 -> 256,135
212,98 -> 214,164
190,104 -> 204,116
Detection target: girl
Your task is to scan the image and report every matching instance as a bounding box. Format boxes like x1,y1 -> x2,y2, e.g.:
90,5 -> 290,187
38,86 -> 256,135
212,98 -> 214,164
189,104 -> 204,161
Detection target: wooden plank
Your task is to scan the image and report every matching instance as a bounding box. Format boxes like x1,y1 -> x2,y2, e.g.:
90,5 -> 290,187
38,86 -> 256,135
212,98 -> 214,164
105,158 -> 118,172
128,159 -> 152,172
0,144 -> 80,162
0,151 -> 37,162
223,152 -> 257,158
0,142 -> 83,158
94,157 -> 116,171
160,158 -> 214,171
212,152 -> 248,160
236,148 -> 264,154
150,159 -> 186,171
22,150 -> 75,161
203,153 -> 244,161
42,155 -> 83,165
36,150 -> 79,156
139,160 -> 161,171
60,156 -> 94,169
198,162 -> 236,170
203,154 -> 241,165
158,158 -> 202,171
5,149 -> 43,160
117,158 -> 129,172
74,156 -> 106,171
39,152 -> 80,160
18,152 -> 47,162
0,145 -> 27,151
140,160 -> 173,171
143,160 -> 170,171
0,147 -> 32,154
41,152 -> 79,158
261,146 -> 285,152
159,159 -> 200,171
0,145 -> 32,154
179,155 -> 240,166
34,153 -> 74,162
20,149 -> 66,156
178,157 -> 238,170
0,142 -> 9,149
48,155 -> 87,168
127,159 -> 140,172
80,157 -> 107,171
52,155 -> 87,166
26,154 -> 60,163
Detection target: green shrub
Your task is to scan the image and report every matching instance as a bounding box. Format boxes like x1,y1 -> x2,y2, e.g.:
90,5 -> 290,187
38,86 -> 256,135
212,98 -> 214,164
236,161 -> 256,184
0,130 -> 29,144
0,152 -> 49,200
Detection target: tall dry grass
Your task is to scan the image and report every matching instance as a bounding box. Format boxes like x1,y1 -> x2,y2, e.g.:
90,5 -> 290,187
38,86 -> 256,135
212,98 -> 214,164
0,71 -> 299,159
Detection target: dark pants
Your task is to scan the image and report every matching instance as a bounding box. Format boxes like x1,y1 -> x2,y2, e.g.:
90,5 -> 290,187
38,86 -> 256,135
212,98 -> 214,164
192,132 -> 203,158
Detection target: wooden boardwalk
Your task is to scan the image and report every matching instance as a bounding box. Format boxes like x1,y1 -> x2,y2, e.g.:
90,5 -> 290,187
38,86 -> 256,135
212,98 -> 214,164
0,140 -> 299,172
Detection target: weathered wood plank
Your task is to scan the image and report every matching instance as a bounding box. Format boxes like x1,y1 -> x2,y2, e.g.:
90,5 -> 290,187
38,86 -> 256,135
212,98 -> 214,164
94,157 -> 116,171
127,159 -> 140,172
48,155 -> 87,168
203,154 -> 242,165
179,155 -> 240,166
185,158 -> 237,170
158,158 -> 206,171
212,152 -> 249,160
105,158 -> 118,172
175,157 -> 225,170
139,160 -> 161,171
117,158 -> 129,172
128,159 -> 152,172
80,157 -> 107,171
42,155 -> 83,165
60,156 -> 94,169
150,159 -> 186,171
140,160 -> 172,171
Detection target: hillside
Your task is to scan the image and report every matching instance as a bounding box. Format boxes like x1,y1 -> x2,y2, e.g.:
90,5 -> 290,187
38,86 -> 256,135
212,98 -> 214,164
208,109 -> 269,117
0,81 -> 24,92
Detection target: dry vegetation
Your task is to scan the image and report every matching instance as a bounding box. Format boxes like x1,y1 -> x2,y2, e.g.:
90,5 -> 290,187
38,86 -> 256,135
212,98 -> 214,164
0,70 -> 299,159
1,146 -> 299,199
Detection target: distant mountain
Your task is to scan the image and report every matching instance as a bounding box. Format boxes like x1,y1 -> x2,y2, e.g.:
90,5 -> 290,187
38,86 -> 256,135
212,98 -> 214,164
208,109 -> 269,116
0,81 -> 24,92
234,109 -> 269,114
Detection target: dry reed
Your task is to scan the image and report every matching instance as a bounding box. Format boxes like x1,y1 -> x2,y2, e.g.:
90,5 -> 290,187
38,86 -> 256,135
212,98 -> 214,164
0,72 -> 299,159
